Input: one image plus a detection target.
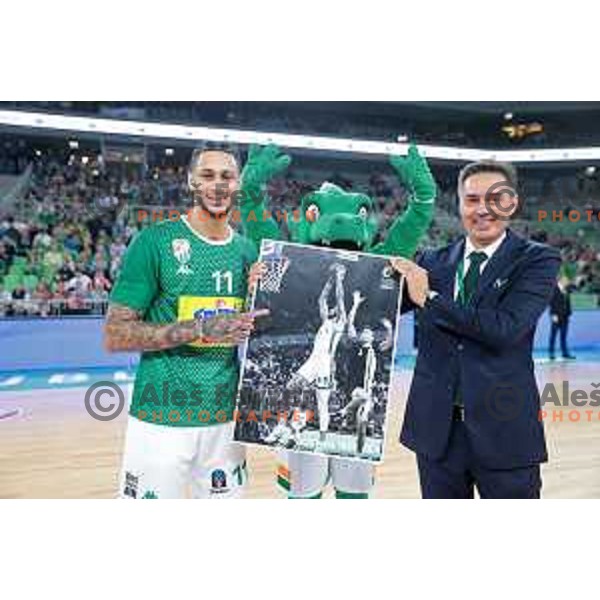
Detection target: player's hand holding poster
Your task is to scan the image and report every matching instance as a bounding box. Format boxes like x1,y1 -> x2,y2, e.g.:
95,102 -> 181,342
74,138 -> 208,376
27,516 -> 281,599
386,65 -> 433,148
234,240 -> 404,463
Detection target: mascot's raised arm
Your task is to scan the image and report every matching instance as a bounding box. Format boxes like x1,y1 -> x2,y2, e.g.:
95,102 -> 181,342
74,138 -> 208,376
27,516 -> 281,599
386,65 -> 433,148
238,144 -> 291,243
239,142 -> 437,259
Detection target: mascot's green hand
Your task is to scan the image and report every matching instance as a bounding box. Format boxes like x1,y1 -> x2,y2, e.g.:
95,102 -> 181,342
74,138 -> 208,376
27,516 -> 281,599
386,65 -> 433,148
241,144 -> 292,202
389,143 -> 437,203
239,144 -> 291,247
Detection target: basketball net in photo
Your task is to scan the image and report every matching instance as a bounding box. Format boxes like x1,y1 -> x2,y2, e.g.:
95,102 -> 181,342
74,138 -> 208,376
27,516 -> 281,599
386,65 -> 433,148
260,241 -> 290,294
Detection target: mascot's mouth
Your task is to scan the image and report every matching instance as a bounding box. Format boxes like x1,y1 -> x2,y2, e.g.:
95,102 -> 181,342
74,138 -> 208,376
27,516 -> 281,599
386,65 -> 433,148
316,239 -> 364,251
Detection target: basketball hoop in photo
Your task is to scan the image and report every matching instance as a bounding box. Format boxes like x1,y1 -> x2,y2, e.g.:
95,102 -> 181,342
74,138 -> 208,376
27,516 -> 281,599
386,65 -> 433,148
260,241 -> 291,294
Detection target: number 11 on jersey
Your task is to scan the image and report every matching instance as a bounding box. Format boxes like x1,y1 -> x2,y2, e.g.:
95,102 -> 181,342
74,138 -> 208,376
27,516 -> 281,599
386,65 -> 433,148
212,270 -> 233,294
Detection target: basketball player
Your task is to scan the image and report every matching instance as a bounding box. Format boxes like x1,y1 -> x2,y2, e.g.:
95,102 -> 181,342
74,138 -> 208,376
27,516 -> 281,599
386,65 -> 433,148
264,413 -> 297,448
287,263 -> 348,443
264,415 -> 289,446
105,142 -> 267,500
340,292 -> 389,453
340,327 -> 377,453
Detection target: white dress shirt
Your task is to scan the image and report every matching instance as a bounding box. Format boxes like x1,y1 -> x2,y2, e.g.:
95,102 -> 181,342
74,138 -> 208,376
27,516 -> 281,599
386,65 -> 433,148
454,232 -> 507,300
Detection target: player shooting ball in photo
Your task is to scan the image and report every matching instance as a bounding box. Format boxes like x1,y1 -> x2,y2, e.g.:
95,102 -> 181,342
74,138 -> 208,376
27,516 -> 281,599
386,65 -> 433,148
240,142 -> 437,499
287,262 -> 348,444
105,142 -> 268,500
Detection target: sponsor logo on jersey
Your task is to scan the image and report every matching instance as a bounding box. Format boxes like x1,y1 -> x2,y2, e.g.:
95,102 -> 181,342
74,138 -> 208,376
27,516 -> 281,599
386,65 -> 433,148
178,296 -> 244,348
172,239 -> 193,275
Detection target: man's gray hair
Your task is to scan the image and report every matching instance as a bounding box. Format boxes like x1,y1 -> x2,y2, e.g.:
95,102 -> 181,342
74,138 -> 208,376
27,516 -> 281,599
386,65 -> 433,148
458,160 -> 519,195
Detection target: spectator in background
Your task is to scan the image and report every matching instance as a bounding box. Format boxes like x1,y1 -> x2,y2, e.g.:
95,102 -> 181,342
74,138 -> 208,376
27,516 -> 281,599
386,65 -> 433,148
0,283 -> 12,316
0,242 -> 10,277
549,275 -> 576,360
33,226 -> 53,250
67,270 -> 92,296
109,236 -> 127,262
58,255 -> 76,282
93,269 -> 112,293
11,285 -> 29,316
63,228 -> 83,254
53,280 -> 67,302
32,281 -> 52,317
12,285 -> 27,300
90,281 -> 110,313
91,248 -> 108,273
42,242 -> 63,271
3,217 -> 23,249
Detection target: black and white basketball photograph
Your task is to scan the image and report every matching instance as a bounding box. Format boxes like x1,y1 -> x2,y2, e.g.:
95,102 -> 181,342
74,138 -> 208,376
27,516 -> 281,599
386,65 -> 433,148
234,240 -> 404,463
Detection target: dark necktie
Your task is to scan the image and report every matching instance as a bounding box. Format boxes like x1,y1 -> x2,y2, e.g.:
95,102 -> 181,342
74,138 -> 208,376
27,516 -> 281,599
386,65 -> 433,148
461,251 -> 488,305
454,251 -> 488,410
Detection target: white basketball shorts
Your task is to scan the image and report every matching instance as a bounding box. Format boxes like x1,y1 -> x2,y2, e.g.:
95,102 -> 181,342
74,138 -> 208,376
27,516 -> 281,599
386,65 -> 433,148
297,358 -> 332,389
119,416 -> 247,499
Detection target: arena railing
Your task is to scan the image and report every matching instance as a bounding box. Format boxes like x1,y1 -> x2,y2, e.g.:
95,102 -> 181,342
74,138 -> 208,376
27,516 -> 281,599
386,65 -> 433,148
0,299 -> 109,319
1,293 -> 598,321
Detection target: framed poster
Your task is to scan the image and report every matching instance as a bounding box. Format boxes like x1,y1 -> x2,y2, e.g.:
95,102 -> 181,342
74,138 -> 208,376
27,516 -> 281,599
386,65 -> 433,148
234,240 -> 404,463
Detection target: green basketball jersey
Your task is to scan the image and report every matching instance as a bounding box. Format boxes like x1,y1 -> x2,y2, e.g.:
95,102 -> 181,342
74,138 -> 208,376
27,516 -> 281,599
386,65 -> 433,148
110,218 -> 258,427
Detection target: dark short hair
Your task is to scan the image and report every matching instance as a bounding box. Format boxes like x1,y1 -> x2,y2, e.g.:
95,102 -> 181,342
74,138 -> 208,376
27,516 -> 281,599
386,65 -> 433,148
458,160 -> 518,195
188,141 -> 241,174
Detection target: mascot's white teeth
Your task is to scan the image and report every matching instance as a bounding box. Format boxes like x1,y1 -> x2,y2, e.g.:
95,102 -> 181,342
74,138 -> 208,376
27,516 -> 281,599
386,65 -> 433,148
322,240 -> 330,246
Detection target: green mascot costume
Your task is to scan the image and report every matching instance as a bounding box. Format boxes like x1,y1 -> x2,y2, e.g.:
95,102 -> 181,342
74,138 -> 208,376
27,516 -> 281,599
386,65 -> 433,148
240,143 -> 437,499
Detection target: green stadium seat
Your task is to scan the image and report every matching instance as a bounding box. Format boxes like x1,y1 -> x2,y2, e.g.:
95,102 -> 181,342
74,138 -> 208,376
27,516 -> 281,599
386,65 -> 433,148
23,274 -> 39,293
12,256 -> 28,268
2,275 -> 21,294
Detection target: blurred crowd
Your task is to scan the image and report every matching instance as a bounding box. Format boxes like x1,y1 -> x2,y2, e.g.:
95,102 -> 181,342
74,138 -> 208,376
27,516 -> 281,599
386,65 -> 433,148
1,147 -> 599,318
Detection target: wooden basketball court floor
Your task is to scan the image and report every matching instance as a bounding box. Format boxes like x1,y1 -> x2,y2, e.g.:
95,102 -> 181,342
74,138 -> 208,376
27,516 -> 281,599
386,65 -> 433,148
1,361 -> 599,499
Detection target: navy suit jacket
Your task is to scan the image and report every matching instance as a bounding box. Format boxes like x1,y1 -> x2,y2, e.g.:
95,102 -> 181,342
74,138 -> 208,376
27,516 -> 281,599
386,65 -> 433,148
400,229 -> 561,469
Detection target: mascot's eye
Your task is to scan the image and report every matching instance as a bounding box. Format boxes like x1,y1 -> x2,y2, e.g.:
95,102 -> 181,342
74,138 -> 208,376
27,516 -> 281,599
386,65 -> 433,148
358,206 -> 369,220
306,204 -> 320,223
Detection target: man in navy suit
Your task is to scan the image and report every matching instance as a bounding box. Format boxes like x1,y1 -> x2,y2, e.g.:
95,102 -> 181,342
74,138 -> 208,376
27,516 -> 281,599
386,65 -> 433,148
549,276 -> 576,360
392,161 -> 561,499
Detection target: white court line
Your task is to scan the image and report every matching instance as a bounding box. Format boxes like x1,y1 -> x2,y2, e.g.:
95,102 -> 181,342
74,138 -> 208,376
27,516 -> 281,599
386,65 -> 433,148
48,373 -> 90,385
114,371 -> 135,382
0,376 -> 26,387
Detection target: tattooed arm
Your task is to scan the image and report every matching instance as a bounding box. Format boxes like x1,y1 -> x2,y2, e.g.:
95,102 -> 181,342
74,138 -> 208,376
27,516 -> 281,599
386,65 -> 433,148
104,303 -> 269,353
104,304 -> 202,353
